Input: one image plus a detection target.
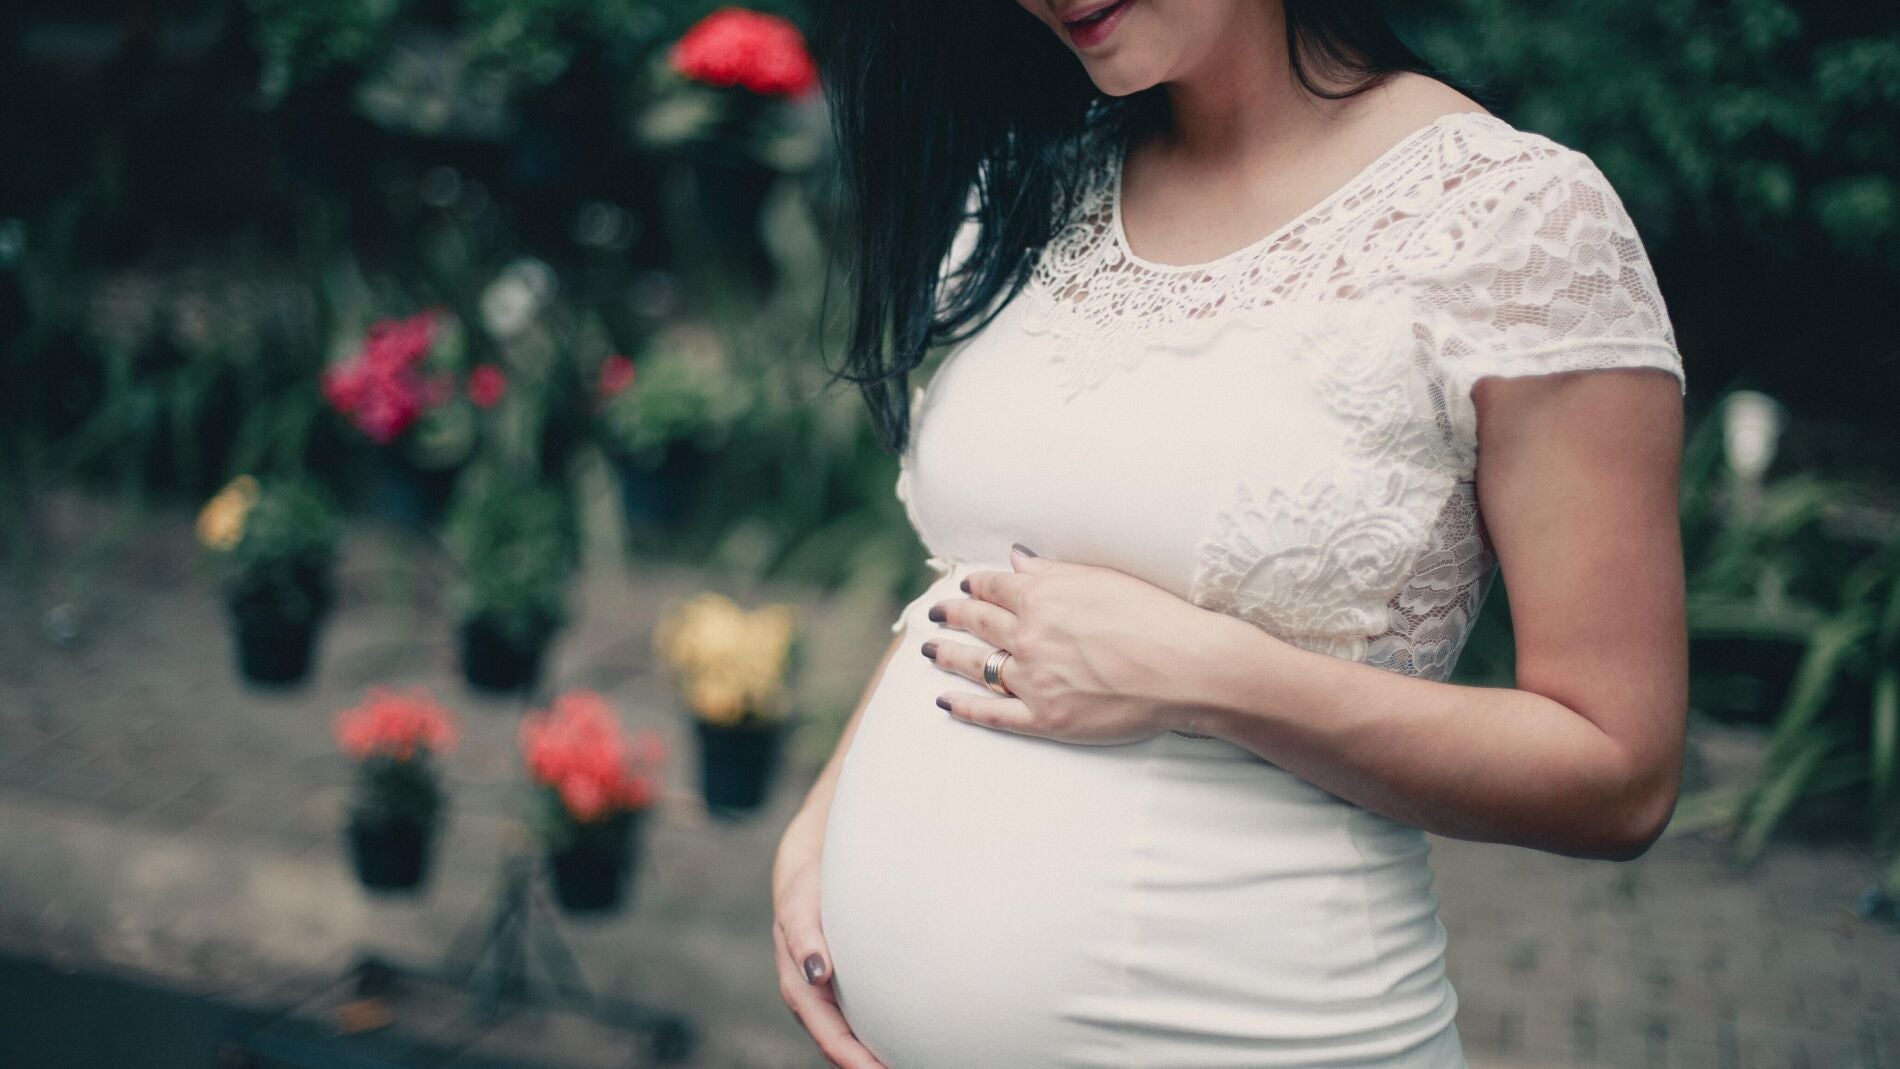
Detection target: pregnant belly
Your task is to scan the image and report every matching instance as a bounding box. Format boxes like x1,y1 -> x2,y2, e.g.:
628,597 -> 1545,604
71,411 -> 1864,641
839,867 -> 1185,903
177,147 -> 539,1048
819,599 -> 1463,1069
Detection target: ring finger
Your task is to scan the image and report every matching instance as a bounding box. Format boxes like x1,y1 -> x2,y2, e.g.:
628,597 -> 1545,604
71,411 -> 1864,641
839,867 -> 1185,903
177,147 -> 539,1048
926,637 -> 1018,695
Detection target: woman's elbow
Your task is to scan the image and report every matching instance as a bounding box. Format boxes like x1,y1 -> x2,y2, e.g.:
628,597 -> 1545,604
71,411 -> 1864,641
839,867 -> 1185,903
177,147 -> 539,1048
1587,748 -> 1684,862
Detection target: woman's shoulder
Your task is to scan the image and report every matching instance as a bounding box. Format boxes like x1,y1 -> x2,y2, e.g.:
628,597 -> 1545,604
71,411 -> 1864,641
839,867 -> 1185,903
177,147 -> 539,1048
1391,110 -> 1649,272
1415,109 -> 1605,214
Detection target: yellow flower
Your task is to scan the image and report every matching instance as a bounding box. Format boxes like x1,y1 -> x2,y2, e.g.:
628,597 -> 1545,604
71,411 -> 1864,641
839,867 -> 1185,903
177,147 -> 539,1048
658,593 -> 800,723
196,475 -> 260,551
688,671 -> 748,725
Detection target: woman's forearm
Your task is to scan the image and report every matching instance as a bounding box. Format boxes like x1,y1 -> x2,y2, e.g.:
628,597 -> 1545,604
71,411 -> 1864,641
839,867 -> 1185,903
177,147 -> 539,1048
1173,610 -> 1680,861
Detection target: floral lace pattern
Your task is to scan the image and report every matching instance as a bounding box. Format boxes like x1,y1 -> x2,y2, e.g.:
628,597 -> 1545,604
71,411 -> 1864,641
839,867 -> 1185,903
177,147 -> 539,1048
903,111 -> 1685,680
1020,112 -> 1535,399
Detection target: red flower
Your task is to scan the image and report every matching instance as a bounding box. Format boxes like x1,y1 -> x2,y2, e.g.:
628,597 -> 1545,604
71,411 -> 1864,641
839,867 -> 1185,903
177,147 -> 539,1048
466,363 -> 508,408
596,354 -> 635,400
335,686 -> 459,762
518,688 -> 667,824
669,7 -> 819,98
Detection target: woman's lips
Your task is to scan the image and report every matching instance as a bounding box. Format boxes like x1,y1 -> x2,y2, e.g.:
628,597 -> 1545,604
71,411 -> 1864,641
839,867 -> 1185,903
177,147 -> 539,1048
1063,0 -> 1133,49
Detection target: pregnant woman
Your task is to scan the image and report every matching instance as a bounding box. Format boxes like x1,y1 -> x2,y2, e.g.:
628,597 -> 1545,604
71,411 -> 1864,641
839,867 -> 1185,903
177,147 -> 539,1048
772,1 -> 1689,1066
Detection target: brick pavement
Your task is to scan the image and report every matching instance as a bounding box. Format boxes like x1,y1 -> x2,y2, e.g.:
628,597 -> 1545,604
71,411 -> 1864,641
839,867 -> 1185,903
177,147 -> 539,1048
1,486 -> 1896,1068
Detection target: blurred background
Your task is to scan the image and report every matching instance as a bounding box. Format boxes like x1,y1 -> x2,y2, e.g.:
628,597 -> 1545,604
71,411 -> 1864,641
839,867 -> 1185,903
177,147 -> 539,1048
0,2 -> 1896,1067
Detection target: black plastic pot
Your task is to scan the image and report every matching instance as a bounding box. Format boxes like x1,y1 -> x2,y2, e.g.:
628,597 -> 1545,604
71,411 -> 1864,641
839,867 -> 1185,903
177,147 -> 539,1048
547,810 -> 645,915
226,580 -> 330,686
458,615 -> 552,694
371,450 -> 461,532
347,816 -> 435,893
694,716 -> 784,818
609,441 -> 710,531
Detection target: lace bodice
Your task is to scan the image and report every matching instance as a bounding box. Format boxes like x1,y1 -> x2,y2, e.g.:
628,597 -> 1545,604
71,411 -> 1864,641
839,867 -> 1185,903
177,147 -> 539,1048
890,110 -> 1685,687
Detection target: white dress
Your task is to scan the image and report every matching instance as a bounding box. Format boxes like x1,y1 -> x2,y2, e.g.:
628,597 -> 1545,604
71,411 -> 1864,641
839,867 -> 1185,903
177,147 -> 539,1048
818,109 -> 1686,1068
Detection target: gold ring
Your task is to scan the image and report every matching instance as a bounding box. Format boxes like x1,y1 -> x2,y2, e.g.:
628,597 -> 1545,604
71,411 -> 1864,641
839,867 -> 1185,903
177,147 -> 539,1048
982,648 -> 1014,696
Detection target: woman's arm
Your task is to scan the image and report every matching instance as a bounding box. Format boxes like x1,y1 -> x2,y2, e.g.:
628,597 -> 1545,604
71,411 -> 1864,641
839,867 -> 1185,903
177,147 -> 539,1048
784,624 -> 905,835
1174,367 -> 1689,861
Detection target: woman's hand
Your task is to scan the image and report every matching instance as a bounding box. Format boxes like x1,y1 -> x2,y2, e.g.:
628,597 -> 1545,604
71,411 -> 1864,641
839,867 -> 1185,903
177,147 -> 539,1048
771,806 -> 889,1069
919,543 -> 1226,744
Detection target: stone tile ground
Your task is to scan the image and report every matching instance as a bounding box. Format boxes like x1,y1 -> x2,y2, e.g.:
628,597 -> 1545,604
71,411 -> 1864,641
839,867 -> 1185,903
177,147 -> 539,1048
1,487 -> 1895,1068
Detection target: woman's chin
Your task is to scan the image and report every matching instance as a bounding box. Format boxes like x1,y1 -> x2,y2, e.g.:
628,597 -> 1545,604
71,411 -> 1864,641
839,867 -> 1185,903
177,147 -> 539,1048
1081,61 -> 1167,99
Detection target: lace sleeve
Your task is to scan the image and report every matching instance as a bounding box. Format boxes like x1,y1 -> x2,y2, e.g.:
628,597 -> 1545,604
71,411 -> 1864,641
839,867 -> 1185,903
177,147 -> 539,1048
1411,148 -> 1686,455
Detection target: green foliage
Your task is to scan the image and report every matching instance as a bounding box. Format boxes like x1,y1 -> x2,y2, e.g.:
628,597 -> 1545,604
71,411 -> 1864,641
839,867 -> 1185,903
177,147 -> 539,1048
351,752 -> 447,828
442,462 -> 581,642
526,784 -> 635,852
223,475 -> 345,623
248,0 -> 408,106
596,326 -> 756,468
1421,1 -> 1900,271
1670,391 -> 1900,887
458,0 -> 674,87
232,475 -> 345,573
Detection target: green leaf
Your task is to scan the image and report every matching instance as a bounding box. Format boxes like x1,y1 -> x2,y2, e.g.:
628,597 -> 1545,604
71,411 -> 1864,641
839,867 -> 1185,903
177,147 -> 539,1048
1762,610 -> 1875,767
1735,731 -> 1831,864
1873,667 -> 1899,818
1686,595 -> 1827,641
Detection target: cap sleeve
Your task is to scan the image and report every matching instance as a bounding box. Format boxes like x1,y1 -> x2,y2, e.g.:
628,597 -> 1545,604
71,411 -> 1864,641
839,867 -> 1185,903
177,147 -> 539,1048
1411,148 -> 1686,453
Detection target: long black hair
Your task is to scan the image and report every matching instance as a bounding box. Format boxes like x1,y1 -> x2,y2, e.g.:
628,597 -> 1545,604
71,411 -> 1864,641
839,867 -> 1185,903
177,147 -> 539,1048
809,2 -> 1499,456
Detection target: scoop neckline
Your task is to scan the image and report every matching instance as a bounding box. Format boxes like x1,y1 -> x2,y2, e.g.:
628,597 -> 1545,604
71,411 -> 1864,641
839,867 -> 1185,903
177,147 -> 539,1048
1107,109 -> 1504,273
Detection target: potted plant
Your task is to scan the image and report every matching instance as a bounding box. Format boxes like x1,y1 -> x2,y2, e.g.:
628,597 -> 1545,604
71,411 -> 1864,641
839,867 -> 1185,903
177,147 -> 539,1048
652,591 -> 802,818
197,473 -> 344,686
334,685 -> 458,893
320,307 -> 480,529
592,324 -> 752,531
638,6 -> 822,287
518,688 -> 668,914
443,462 -> 581,693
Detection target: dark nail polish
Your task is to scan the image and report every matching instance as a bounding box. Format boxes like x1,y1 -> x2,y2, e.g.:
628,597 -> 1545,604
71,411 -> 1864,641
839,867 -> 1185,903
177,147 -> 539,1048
928,604 -> 947,623
1012,542 -> 1037,558
959,577 -> 970,593
935,696 -> 953,711
920,641 -> 938,660
803,953 -> 826,983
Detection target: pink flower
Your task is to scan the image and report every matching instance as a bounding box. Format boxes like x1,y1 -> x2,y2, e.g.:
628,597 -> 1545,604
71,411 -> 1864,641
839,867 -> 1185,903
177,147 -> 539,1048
596,354 -> 635,400
466,364 -> 508,408
322,310 -> 455,444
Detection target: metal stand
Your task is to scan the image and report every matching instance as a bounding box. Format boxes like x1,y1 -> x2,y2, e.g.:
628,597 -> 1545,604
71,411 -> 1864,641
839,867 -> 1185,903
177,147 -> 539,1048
226,852 -> 698,1067
432,849 -> 698,1060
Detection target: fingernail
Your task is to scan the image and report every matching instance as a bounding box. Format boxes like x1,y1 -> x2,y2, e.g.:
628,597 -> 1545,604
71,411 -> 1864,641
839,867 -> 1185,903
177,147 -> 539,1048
935,696 -> 953,712
920,641 -> 938,660
928,604 -> 947,622
959,577 -> 970,593
1011,542 -> 1037,558
803,953 -> 826,983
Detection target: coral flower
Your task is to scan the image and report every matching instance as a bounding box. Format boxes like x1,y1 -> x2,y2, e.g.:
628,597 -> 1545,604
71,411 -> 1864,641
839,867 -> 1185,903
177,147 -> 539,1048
519,688 -> 667,823
334,686 -> 459,762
